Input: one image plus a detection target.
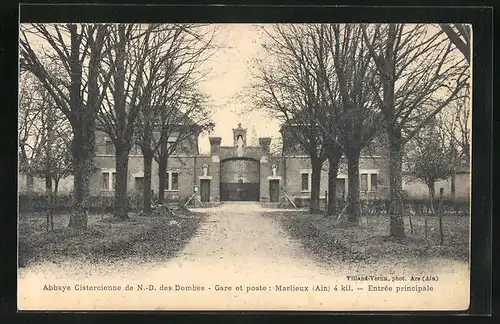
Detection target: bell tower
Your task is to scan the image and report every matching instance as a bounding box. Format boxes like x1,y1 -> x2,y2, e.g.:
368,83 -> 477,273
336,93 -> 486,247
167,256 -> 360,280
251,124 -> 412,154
233,123 -> 247,148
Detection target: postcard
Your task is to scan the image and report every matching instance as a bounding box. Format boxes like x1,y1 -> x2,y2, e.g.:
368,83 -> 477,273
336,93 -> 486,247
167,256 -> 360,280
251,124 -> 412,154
18,22 -> 471,311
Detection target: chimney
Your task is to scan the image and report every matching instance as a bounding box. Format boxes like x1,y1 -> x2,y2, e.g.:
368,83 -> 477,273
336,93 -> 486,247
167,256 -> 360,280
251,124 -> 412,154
259,137 -> 271,153
209,137 -> 221,155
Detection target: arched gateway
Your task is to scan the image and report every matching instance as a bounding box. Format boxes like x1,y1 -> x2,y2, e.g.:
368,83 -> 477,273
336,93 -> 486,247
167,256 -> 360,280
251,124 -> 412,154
220,157 -> 260,201
206,123 -> 273,203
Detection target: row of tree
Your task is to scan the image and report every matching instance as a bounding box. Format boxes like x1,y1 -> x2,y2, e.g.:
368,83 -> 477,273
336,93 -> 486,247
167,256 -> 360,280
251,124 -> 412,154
19,24 -> 216,227
251,23 -> 470,238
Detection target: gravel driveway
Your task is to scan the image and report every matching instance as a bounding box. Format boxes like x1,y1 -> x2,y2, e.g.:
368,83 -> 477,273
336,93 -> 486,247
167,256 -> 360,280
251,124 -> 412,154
179,203 -> 320,266
18,202 -> 469,311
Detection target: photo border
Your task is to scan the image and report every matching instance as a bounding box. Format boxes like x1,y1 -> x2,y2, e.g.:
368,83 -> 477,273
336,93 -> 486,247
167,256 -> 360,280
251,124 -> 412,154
2,1 -> 493,320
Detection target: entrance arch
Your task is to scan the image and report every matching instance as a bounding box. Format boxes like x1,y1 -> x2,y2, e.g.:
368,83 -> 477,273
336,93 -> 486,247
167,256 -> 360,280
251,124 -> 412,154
220,157 -> 260,201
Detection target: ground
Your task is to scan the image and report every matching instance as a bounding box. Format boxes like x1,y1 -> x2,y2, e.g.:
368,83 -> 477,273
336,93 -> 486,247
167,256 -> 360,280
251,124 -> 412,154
264,210 -> 470,269
17,203 -> 470,311
18,209 -> 206,268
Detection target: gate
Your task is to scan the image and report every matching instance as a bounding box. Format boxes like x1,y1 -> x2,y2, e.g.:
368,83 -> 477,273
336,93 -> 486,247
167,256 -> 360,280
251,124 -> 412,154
220,157 -> 260,201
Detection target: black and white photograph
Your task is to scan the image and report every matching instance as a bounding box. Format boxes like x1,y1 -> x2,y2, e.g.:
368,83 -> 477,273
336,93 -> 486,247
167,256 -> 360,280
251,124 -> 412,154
17,21 -> 472,311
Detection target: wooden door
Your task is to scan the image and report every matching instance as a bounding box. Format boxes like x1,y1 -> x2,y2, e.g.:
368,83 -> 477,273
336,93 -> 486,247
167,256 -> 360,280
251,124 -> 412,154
200,179 -> 210,202
269,180 -> 279,202
336,178 -> 346,200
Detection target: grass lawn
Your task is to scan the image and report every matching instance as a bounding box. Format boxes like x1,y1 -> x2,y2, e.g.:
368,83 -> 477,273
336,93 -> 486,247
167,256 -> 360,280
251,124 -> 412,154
264,211 -> 469,268
18,210 -> 206,268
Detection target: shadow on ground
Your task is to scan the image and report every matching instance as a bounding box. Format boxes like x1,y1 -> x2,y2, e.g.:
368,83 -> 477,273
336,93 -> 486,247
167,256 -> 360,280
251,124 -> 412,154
263,211 -> 470,268
18,210 -> 207,268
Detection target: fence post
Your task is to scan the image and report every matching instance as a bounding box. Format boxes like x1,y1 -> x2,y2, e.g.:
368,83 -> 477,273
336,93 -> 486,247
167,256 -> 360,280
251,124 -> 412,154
46,193 -> 50,232
45,182 -> 53,232
438,188 -> 444,245
324,190 -> 328,213
424,201 -> 428,241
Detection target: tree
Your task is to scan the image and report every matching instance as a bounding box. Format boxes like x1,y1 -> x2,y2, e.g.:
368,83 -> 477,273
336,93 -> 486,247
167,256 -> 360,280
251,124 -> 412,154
19,72 -> 44,188
133,24 -> 216,212
439,24 -> 471,64
407,120 -> 454,213
20,24 -> 111,229
97,24 -> 192,220
361,24 -> 469,238
436,86 -> 471,202
316,24 -> 383,223
26,88 -> 73,196
154,88 -> 214,205
252,25 -> 343,213
19,72 -> 73,230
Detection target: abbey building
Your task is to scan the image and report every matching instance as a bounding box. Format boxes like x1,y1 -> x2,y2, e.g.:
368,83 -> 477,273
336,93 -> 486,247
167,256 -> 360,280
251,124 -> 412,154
87,123 -> 389,204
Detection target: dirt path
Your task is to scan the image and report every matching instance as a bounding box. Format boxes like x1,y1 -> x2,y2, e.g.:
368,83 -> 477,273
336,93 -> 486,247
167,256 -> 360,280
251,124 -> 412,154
18,203 -> 470,311
163,203 -> 332,278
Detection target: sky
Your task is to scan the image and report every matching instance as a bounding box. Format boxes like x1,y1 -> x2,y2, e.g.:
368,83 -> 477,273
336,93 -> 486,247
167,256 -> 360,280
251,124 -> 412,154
20,23 -> 282,155
20,23 -> 471,155
196,24 -> 281,154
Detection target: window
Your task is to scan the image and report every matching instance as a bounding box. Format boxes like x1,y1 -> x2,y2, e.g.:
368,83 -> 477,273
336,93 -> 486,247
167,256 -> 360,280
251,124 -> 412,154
171,172 -> 179,191
101,170 -> 116,190
105,140 -> 115,155
301,173 -> 310,192
165,171 -> 179,191
135,177 -> 144,192
101,173 -> 109,190
361,174 -> 368,191
370,174 -> 378,191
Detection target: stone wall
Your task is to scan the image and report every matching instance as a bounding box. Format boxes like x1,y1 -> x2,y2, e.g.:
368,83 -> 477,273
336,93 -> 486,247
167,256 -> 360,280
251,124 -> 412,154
91,155 -> 198,202
220,158 -> 260,183
18,173 -> 74,194
281,155 -> 390,200
42,126 -> 400,204
403,171 -> 470,201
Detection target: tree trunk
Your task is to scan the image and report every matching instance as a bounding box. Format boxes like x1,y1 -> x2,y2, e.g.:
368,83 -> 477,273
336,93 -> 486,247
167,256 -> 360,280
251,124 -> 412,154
143,149 -> 153,215
53,178 -> 59,230
451,171 -> 456,213
310,158 -> 322,213
54,178 -> 59,196
346,151 -> 361,225
388,129 -> 406,238
114,142 -> 130,220
67,25 -> 102,229
381,24 -> 405,238
327,156 -> 340,216
45,175 -> 52,232
438,188 -> 444,244
427,181 -> 436,214
68,133 -> 93,229
26,174 -> 34,191
157,158 -> 167,204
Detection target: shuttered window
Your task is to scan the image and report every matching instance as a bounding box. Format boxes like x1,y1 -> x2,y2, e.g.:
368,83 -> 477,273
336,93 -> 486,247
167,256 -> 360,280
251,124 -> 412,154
301,173 -> 309,191
371,174 -> 378,191
361,174 -> 368,191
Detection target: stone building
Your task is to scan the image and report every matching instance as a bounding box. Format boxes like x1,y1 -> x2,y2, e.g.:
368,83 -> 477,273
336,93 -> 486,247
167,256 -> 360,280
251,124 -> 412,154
19,122 -> 469,204
86,122 -> 390,204
277,123 -> 390,203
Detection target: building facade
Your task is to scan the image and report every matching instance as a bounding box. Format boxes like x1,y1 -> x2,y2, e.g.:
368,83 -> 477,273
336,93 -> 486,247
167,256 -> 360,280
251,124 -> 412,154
19,122 -> 469,203
85,123 -> 390,203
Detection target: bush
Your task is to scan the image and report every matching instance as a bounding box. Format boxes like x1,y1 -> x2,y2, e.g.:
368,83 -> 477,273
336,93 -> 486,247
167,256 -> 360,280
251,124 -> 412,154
18,193 -> 150,213
291,196 -> 468,216
19,194 -> 74,212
